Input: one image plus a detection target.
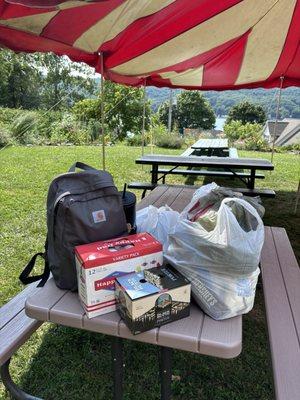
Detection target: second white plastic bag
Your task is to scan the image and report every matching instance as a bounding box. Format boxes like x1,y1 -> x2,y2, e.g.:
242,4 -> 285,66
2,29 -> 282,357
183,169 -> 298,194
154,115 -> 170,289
136,205 -> 179,251
166,197 -> 264,319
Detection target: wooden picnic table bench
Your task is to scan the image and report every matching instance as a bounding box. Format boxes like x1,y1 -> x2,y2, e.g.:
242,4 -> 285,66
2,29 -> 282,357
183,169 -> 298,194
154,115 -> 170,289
0,282 -> 42,399
261,227 -> 300,400
135,154 -> 273,189
128,182 -> 275,200
229,147 -> 239,158
180,147 -> 195,157
156,168 -> 264,180
1,185 -> 298,399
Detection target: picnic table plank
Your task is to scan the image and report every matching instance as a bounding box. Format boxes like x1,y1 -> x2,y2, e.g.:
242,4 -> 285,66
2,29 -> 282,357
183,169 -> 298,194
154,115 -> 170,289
0,310 -> 42,365
199,315 -> 242,359
83,311 -> 120,336
180,147 -> 195,157
170,187 -> 196,212
118,320 -> 159,345
191,139 -> 228,149
136,155 -> 273,170
0,282 -> 40,330
157,304 -> 204,353
50,291 -> 85,329
153,186 -> 183,208
136,185 -> 169,210
229,148 -> 239,158
271,227 -> 300,336
25,278 -> 67,321
261,227 -> 300,400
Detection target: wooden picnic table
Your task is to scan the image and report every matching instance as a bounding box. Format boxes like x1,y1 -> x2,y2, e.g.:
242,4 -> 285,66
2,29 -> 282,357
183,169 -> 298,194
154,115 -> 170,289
136,154 -> 274,189
190,138 -> 229,157
25,185 -> 242,400
191,138 -> 228,150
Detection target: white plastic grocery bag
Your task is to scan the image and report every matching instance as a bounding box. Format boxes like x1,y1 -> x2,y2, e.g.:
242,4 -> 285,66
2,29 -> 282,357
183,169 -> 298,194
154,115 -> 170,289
166,197 -> 264,319
136,205 -> 179,251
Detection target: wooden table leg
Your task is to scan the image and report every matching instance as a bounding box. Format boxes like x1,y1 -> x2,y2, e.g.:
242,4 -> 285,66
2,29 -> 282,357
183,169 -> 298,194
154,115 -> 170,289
112,337 -> 124,400
249,169 -> 256,189
151,164 -> 159,185
159,346 -> 172,400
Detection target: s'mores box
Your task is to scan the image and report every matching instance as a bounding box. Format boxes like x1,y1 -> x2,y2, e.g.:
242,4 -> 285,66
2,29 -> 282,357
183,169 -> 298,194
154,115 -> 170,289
75,233 -> 163,318
115,265 -> 191,335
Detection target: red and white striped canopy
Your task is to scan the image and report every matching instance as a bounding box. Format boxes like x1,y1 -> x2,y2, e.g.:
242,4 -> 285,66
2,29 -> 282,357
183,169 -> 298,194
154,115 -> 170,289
0,0 -> 299,90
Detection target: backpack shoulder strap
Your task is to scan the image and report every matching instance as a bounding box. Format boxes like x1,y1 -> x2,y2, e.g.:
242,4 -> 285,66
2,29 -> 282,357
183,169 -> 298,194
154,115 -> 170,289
19,243 -> 50,287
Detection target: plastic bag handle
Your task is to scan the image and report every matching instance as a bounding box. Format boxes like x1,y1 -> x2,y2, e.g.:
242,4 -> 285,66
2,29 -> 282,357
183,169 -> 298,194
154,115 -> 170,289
220,197 -> 263,226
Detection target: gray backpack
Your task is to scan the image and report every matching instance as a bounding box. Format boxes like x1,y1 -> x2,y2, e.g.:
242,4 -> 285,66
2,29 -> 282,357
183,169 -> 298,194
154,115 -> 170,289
20,162 -> 128,291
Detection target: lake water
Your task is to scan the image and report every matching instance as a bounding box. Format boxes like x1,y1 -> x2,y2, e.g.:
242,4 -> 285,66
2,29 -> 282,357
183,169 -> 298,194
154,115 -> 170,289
215,117 -> 226,131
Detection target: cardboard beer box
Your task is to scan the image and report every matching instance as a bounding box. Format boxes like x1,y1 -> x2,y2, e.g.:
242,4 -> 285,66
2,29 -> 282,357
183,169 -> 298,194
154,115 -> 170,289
115,265 -> 191,335
75,233 -> 163,318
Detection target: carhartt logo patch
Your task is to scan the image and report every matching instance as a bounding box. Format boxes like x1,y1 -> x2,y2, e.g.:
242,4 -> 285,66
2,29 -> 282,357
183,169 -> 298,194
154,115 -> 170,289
92,210 -> 106,223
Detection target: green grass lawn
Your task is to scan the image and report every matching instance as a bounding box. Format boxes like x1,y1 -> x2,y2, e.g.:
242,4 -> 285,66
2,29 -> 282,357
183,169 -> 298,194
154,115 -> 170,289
0,145 -> 299,399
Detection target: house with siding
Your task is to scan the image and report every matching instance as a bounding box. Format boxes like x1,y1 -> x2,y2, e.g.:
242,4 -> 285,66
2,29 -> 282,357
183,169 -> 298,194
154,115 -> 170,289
262,119 -> 300,146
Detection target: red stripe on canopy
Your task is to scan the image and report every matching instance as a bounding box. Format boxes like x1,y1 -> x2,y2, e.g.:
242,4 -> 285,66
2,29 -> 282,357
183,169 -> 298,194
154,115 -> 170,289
0,24 -> 98,65
203,33 -> 250,88
42,0 -> 124,45
103,0 -> 242,66
0,0 -> 299,90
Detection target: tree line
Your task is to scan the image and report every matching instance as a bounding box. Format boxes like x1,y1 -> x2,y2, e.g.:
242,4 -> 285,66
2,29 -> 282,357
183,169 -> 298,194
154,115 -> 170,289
0,50 -> 96,110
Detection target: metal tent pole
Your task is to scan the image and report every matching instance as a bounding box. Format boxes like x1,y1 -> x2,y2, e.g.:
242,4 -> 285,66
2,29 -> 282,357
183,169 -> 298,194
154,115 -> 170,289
168,89 -> 173,134
294,179 -> 300,214
100,52 -> 106,170
271,76 -> 284,164
142,80 -> 147,156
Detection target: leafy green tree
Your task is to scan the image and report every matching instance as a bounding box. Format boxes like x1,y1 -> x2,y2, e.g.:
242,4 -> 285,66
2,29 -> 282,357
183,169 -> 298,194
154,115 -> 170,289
37,53 -> 97,110
0,49 -> 42,109
73,81 -> 151,140
157,101 -> 178,130
226,101 -> 267,125
0,49 -> 96,110
177,91 -> 216,130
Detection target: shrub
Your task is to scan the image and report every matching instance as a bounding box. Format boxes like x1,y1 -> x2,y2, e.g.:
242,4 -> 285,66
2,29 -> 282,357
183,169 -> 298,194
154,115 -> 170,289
11,112 -> 37,144
36,110 -> 63,138
49,113 -> 89,145
87,120 -> 101,142
149,123 -> 168,144
126,134 -> 150,147
72,98 -> 99,122
224,121 -> 268,151
0,107 -> 22,126
280,144 -> 300,153
243,131 -> 269,151
0,123 -> 12,147
156,134 -> 184,149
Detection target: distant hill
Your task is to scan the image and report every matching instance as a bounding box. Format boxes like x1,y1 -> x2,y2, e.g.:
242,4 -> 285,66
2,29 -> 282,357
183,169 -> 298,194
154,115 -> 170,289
146,86 -> 300,118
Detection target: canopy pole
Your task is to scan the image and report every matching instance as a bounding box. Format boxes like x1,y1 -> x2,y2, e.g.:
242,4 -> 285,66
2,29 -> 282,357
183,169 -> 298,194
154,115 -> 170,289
294,179 -> 300,214
141,79 -> 147,156
168,89 -> 173,134
100,52 -> 106,170
271,76 -> 284,164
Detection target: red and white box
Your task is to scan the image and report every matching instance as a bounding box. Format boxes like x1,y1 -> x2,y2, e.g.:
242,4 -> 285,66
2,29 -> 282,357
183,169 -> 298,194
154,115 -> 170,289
75,233 -> 163,318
